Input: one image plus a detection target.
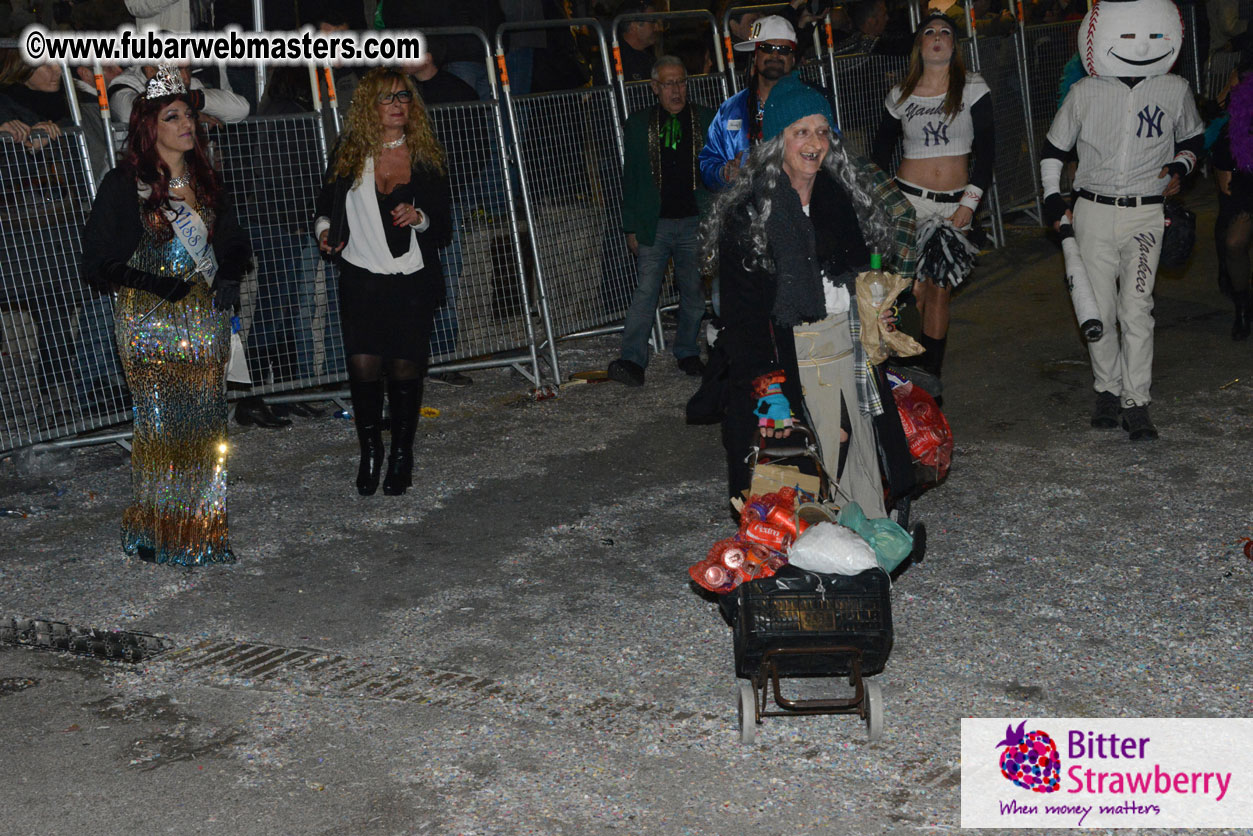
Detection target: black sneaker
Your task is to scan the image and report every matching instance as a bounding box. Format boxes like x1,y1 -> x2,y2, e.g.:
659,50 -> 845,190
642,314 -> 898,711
607,359 -> 645,387
1120,404 -> 1158,441
1090,391 -> 1120,429
676,355 -> 705,376
429,371 -> 473,387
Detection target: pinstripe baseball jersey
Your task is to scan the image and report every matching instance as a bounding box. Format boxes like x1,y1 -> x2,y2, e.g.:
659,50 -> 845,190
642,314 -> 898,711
1047,74 -> 1202,196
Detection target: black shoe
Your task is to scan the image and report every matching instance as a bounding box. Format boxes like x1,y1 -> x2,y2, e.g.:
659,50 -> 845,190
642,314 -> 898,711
607,359 -> 645,387
677,355 -> 705,377
1232,293 -> 1250,341
428,371 -> 473,387
137,545 -> 157,563
1120,404 -> 1158,441
1090,391 -> 1120,429
235,397 -> 292,428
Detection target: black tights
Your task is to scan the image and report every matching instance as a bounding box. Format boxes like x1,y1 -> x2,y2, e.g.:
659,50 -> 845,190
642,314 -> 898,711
348,354 -> 421,383
1223,211 -> 1252,296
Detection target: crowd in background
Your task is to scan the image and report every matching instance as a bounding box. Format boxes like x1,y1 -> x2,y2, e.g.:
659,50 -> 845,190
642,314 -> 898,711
0,0 -> 1250,432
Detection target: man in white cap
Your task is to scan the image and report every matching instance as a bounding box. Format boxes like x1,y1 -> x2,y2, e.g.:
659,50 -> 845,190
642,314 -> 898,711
699,14 -> 798,190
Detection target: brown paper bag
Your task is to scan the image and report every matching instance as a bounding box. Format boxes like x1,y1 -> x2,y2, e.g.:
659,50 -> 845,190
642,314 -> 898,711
855,270 -> 924,366
748,461 -> 823,501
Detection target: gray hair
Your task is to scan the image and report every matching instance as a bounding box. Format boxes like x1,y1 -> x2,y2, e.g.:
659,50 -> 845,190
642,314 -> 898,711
701,132 -> 894,276
650,55 -> 686,81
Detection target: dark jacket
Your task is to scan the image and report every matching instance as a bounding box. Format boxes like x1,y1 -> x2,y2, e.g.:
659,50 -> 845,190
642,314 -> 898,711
620,102 -> 715,246
312,146 -> 454,267
80,166 -> 252,293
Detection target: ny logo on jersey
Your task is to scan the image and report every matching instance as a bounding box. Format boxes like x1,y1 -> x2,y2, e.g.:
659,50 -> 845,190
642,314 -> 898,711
922,120 -> 950,147
1136,105 -> 1165,139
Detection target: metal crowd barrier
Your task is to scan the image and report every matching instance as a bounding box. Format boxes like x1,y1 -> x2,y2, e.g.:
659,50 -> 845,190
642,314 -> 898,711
0,129 -> 127,453
1,7 -> 1230,453
497,18 -> 629,383
209,113 -> 345,393
1021,19 -> 1083,197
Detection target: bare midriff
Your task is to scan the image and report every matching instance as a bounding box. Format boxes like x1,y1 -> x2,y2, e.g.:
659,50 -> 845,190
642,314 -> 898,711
896,154 -> 969,191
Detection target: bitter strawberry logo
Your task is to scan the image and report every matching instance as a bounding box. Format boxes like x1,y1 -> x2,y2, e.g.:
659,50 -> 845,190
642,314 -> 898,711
996,721 -> 1061,793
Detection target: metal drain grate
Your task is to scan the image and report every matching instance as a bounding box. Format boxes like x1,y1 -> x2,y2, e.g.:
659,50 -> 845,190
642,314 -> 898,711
160,640 -> 727,737
1,617 -> 174,663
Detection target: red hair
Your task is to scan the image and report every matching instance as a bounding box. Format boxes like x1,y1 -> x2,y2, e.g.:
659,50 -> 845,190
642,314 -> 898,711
122,92 -> 223,213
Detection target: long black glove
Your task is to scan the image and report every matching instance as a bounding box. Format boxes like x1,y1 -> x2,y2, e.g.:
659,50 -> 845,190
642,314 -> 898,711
213,280 -> 240,311
104,261 -> 191,303
213,245 -> 251,312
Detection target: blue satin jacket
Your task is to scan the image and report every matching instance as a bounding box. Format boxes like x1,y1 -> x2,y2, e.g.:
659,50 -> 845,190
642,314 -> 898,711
699,88 -> 752,191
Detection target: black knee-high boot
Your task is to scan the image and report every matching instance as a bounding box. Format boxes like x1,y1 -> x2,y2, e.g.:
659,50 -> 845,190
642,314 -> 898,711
383,378 -> 422,496
1233,291 -> 1250,341
919,333 -> 948,378
350,380 -> 385,495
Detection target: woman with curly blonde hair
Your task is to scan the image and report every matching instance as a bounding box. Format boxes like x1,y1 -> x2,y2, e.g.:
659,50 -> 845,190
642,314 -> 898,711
314,67 -> 451,496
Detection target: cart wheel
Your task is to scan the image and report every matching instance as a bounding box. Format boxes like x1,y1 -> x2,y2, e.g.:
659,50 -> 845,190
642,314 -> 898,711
864,679 -> 884,742
737,681 -> 758,744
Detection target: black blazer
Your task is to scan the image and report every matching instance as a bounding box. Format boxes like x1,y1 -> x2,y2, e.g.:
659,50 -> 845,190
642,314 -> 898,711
80,167 -> 252,294
312,148 -> 453,263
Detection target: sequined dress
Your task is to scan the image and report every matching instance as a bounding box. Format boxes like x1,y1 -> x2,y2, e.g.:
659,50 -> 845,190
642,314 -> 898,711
114,195 -> 234,565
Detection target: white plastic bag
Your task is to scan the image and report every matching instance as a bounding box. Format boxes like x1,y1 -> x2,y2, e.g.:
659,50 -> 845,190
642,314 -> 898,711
786,521 -> 878,575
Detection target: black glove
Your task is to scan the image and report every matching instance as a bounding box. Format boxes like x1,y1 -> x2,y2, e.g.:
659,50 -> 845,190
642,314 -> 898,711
213,280 -> 240,311
104,261 -> 191,303
1043,193 -> 1071,228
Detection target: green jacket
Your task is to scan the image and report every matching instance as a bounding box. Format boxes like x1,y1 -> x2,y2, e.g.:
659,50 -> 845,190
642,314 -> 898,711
620,102 -> 715,246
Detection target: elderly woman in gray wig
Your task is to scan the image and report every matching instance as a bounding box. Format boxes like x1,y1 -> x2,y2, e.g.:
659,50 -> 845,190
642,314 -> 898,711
704,73 -> 917,517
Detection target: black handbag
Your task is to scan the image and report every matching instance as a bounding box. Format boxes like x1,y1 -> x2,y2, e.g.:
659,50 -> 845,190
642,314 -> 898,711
1159,200 -> 1196,268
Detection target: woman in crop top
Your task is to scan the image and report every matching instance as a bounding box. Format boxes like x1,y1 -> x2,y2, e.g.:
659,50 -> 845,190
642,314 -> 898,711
314,68 -> 452,497
872,11 -> 994,381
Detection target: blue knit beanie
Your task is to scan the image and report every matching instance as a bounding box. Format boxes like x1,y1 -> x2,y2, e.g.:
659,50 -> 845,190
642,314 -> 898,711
761,74 -> 836,142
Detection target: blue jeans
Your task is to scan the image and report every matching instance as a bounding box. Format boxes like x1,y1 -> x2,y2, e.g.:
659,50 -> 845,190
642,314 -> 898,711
429,203 -> 464,359
620,216 -> 704,368
445,61 -> 492,102
74,292 -> 124,406
505,48 -> 534,97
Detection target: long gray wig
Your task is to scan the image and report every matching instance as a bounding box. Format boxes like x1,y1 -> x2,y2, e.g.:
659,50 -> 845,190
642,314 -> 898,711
700,130 -> 895,275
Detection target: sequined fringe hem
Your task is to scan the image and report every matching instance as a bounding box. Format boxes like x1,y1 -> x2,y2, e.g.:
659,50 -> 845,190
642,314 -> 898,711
121,509 -> 235,566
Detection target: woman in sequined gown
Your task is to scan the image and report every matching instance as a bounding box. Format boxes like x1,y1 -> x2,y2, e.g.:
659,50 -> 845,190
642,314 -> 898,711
80,69 -> 251,565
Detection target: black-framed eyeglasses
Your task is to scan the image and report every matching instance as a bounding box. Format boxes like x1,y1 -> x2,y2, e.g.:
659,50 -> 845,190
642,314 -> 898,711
376,90 -> 414,105
656,79 -> 688,90
756,43 -> 795,56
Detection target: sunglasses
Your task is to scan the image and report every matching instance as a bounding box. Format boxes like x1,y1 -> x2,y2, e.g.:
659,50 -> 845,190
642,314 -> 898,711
376,90 -> 414,105
756,43 -> 796,56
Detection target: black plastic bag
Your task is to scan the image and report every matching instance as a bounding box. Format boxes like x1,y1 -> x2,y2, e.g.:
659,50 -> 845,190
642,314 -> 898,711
1159,200 -> 1196,268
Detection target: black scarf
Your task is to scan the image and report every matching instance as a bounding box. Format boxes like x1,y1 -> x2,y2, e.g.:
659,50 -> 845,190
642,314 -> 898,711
756,174 -> 826,328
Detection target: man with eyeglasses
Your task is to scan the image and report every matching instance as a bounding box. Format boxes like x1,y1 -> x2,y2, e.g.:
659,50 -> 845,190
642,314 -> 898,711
607,56 -> 715,387
698,15 -> 799,191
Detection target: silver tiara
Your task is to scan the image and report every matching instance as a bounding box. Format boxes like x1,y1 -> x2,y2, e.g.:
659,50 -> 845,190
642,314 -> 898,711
144,65 -> 187,99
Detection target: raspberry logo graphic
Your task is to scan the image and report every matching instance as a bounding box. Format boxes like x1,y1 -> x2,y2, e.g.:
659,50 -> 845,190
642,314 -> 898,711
996,721 -> 1061,793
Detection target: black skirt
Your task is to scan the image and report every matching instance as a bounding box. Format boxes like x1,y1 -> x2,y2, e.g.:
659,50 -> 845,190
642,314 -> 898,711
336,258 -> 442,362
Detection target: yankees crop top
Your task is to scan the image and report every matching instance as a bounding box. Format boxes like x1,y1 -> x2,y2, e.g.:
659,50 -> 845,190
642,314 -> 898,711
871,74 -> 996,193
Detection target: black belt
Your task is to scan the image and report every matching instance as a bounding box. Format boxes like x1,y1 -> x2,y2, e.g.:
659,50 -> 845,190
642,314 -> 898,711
894,180 -> 962,203
1075,189 -> 1165,208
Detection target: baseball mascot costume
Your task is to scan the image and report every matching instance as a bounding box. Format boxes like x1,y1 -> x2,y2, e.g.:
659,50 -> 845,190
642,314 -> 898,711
1040,0 -> 1203,441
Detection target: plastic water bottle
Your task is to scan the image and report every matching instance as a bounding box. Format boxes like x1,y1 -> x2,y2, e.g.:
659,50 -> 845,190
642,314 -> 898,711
866,252 -> 889,307
864,252 -> 889,358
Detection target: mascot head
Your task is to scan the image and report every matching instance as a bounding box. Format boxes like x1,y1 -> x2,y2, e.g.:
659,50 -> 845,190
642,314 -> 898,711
1080,0 -> 1184,77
